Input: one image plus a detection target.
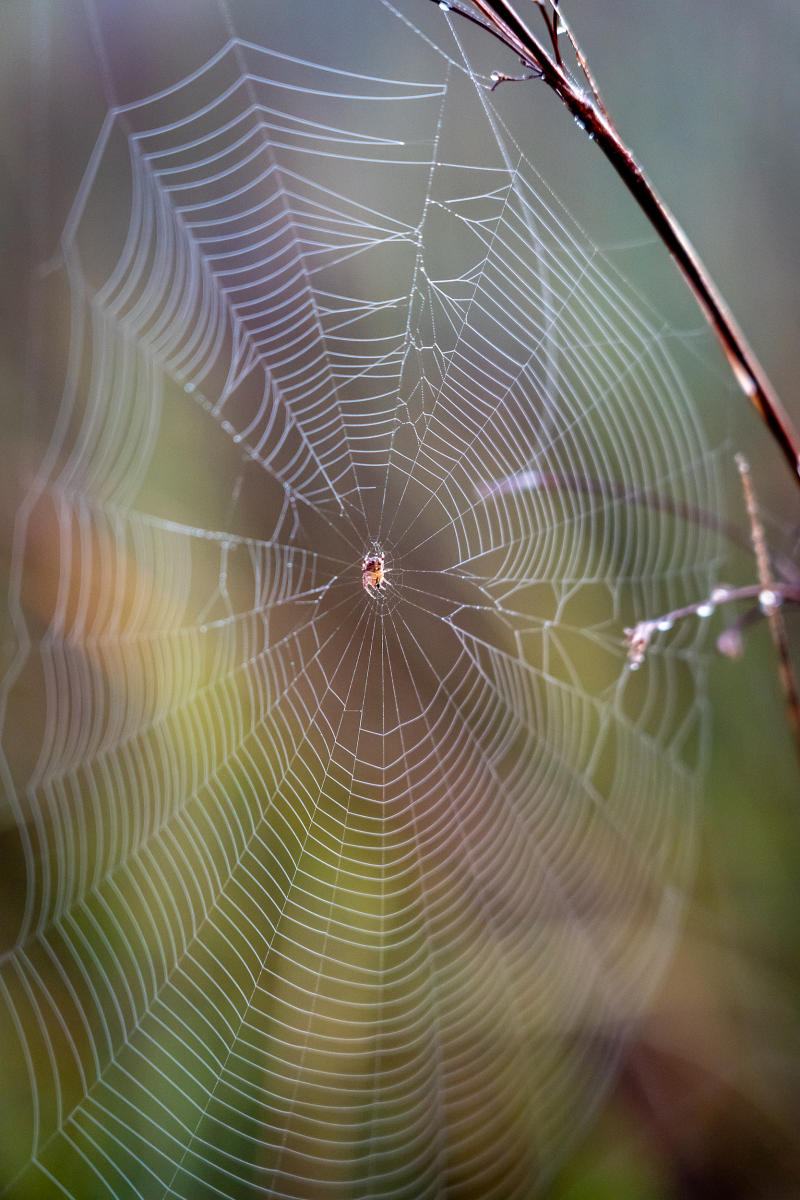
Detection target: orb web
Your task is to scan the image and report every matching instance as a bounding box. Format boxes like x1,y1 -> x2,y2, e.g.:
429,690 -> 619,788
1,2 -> 725,1196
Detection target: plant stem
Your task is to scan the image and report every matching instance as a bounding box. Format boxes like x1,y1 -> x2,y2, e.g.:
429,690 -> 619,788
736,454 -> 800,766
433,0 -> 800,487
477,467 -> 800,584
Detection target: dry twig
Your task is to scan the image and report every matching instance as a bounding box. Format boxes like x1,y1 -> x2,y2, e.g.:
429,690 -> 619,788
431,0 -> 800,486
735,455 -> 800,765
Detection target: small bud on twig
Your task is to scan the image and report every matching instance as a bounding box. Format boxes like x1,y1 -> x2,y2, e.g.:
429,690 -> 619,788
624,622 -> 655,669
717,628 -> 744,659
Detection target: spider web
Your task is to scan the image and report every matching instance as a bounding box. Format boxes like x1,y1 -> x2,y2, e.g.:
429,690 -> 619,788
2,1 -> 728,1196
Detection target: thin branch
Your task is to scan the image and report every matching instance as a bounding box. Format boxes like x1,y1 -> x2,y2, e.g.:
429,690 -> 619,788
624,582 -> 800,669
430,0 -> 800,487
549,0 -> 607,116
736,454 -> 800,765
534,0 -> 563,69
476,466 -> 800,585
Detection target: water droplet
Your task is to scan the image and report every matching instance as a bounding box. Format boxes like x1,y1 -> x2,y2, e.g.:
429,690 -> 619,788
184,381 -> 195,393
711,587 -> 730,604
657,618 -> 674,632
574,117 -> 585,131
759,588 -> 780,611
696,602 -> 714,619
629,661 -> 640,672
439,1 -> 450,9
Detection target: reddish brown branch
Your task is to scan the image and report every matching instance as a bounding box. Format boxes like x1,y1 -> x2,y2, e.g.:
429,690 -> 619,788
432,0 -> 800,487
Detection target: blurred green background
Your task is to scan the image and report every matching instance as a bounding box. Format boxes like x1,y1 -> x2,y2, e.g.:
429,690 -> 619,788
1,1 -> 799,1197
550,3 -> 800,1195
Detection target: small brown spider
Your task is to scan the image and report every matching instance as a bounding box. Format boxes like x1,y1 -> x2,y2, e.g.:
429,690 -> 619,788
362,554 -> 386,595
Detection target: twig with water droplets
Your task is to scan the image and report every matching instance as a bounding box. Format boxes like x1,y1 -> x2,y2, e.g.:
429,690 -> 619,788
624,583 -> 800,671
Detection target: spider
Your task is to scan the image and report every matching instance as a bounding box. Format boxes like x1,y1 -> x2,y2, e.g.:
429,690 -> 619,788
362,553 -> 386,595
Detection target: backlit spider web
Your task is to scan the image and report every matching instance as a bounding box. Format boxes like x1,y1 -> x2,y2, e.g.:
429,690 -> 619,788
1,0 -> 728,1196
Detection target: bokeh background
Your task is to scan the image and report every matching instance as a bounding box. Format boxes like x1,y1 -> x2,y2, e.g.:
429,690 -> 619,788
1,1 -> 799,1197
551,3 -> 800,1195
